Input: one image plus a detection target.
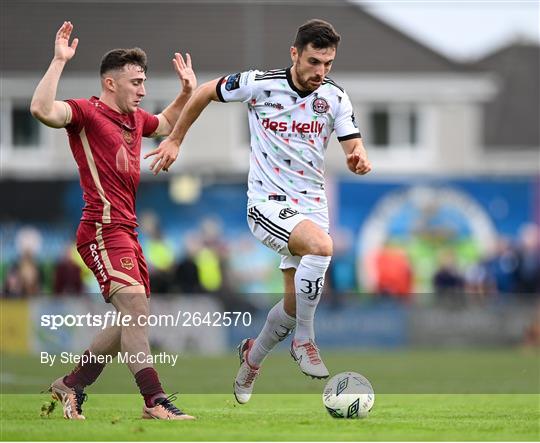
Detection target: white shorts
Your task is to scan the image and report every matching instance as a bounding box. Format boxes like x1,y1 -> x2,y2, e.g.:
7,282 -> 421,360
247,201 -> 329,270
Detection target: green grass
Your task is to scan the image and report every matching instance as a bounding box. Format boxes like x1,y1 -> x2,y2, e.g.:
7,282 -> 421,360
2,349 -> 539,394
1,394 -> 539,441
1,351 -> 539,440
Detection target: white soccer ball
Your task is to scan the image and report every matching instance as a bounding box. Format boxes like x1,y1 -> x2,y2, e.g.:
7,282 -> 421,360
322,371 -> 375,419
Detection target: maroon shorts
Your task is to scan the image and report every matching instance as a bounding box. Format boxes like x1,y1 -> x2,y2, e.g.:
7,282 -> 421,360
76,222 -> 150,301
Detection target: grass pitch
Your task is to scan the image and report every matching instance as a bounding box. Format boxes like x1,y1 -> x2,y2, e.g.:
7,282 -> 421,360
1,350 -> 539,440
2,349 -> 539,394
1,393 -> 539,441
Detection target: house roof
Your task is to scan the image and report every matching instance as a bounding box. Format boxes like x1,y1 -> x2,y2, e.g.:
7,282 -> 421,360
2,0 -> 467,74
472,42 -> 540,148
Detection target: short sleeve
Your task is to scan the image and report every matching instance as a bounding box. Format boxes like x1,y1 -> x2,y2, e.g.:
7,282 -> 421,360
138,108 -> 159,137
334,92 -> 361,142
216,71 -> 258,103
64,99 -> 88,134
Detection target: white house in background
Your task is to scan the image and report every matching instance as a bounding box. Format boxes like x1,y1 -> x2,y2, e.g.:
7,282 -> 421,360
1,0 -> 537,179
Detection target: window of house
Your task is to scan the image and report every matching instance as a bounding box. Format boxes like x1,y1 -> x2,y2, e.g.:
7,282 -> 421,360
367,104 -> 419,149
12,103 -> 40,148
371,110 -> 389,146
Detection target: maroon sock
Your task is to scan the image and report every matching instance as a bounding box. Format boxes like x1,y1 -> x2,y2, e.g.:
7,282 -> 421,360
135,367 -> 165,407
63,350 -> 106,389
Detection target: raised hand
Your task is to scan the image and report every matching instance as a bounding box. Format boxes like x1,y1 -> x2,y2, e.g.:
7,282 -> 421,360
144,138 -> 180,175
54,21 -> 78,62
172,53 -> 197,94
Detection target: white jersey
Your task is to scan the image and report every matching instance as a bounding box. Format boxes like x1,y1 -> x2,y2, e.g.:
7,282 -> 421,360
216,67 -> 361,213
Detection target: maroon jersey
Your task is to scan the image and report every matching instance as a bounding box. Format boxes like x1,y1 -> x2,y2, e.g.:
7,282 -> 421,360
65,96 -> 159,227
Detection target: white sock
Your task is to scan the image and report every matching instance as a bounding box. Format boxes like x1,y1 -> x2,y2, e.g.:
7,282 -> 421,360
294,254 -> 331,342
249,299 -> 296,367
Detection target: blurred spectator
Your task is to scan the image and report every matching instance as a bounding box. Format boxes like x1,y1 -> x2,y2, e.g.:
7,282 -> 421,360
515,223 -> 540,295
141,212 -> 175,293
371,242 -> 413,302
53,244 -> 83,295
3,227 -> 44,297
433,251 -> 464,292
195,246 -> 223,293
465,258 -> 496,298
199,217 -> 228,256
194,217 -> 228,293
15,226 -> 42,257
485,237 -> 519,294
170,236 -> 203,293
3,250 -> 42,297
146,230 -> 175,293
433,251 -> 465,303
146,230 -> 175,273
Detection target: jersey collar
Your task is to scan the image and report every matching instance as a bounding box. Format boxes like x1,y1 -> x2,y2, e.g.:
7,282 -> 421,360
90,96 -> 136,131
285,67 -> 317,99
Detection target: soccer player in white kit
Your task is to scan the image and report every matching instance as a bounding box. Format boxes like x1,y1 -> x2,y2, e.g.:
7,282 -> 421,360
146,19 -> 372,404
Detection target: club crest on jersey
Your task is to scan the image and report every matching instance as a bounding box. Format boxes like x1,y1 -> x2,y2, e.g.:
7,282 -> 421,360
120,257 -> 135,271
122,130 -> 134,144
312,97 -> 329,115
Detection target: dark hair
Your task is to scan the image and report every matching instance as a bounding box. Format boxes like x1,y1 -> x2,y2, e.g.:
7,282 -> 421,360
100,48 -> 147,76
293,19 -> 341,53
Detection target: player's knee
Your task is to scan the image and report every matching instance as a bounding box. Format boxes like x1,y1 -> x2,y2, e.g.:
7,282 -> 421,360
305,235 -> 333,257
127,295 -> 149,318
112,287 -> 149,318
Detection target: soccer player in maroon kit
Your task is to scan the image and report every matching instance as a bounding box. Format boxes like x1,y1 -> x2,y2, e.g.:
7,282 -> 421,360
31,22 -> 196,420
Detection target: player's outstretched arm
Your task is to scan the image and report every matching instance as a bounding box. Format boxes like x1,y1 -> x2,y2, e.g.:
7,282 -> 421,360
341,138 -> 372,175
145,78 -> 220,175
152,52 -> 198,137
30,21 -> 78,128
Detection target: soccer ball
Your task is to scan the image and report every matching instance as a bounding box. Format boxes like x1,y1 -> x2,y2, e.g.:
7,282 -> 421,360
322,371 -> 375,419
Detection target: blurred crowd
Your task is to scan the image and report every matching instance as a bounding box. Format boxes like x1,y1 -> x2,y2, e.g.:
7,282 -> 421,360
367,222 -> 540,304
0,217 -> 283,312
2,217 -> 539,306
2,215 -> 539,346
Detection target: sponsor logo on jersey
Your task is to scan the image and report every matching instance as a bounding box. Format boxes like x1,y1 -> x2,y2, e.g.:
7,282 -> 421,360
89,243 -> 108,283
261,118 -> 324,135
312,97 -> 330,115
264,101 -> 284,110
225,73 -> 241,91
120,257 -> 135,270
